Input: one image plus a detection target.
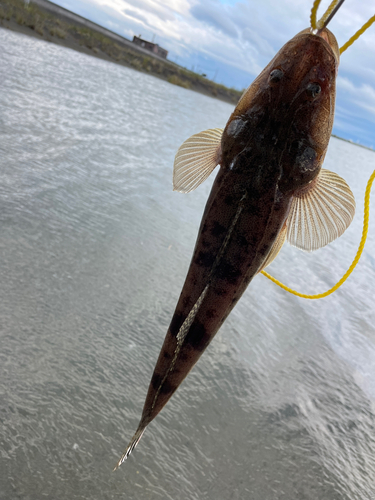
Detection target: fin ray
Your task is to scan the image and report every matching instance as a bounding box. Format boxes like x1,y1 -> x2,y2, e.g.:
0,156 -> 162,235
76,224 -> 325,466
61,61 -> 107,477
114,427 -> 146,470
287,168 -> 355,251
173,128 -> 223,193
258,223 -> 287,272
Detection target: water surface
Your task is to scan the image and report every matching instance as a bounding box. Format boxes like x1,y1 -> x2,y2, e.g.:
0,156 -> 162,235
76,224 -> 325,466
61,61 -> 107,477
1,27 -> 375,500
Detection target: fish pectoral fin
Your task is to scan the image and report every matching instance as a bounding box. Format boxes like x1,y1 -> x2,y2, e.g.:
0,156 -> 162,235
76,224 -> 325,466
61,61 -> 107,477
286,168 -> 356,252
258,222 -> 287,272
173,128 -> 223,193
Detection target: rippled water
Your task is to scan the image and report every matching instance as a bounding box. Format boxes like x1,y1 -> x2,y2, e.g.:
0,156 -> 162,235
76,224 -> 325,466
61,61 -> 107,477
1,27 -> 375,500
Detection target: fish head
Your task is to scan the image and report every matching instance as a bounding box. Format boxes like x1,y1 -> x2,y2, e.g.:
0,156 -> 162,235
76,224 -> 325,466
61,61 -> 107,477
222,27 -> 340,195
276,27 -> 340,194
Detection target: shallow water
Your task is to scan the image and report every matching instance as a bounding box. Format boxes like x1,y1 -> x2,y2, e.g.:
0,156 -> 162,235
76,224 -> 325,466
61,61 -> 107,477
1,27 -> 375,500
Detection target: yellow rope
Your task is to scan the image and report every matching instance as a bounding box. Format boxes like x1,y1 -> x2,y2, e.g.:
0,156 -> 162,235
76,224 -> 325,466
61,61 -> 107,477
310,0 -> 375,54
261,170 -> 375,299
310,0 -> 321,30
262,2 -> 375,299
311,0 -> 340,30
340,15 -> 375,53
317,0 -> 340,29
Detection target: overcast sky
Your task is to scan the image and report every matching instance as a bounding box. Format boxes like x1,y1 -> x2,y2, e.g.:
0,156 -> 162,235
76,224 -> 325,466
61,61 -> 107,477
52,0 -> 375,148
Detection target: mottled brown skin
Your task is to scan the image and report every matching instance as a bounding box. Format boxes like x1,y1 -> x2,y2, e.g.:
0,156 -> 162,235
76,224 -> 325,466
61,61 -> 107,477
134,29 -> 340,439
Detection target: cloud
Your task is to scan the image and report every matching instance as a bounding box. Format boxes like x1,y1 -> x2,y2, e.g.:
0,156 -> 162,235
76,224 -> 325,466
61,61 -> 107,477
190,1 -> 238,39
122,0 -> 176,22
53,0 -> 375,146
123,9 -> 148,25
337,76 -> 375,117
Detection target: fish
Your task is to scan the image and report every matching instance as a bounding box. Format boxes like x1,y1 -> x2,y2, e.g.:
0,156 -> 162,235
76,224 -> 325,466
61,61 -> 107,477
114,25 -> 356,469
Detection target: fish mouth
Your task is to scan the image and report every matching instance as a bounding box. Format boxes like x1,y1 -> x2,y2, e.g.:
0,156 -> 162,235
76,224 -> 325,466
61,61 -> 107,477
312,0 -> 346,64
315,28 -> 340,65
293,27 -> 340,67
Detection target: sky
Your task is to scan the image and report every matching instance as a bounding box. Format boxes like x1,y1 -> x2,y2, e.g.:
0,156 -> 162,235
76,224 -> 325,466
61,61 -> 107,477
51,0 -> 375,148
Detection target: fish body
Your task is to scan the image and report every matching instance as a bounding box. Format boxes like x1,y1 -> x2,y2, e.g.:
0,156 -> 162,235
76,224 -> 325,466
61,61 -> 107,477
115,27 -> 355,468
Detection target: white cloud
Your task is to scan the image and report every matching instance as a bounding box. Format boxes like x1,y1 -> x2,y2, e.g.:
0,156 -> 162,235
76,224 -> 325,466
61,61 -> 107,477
337,76 -> 375,117
57,0 -> 375,81
54,0 -> 375,146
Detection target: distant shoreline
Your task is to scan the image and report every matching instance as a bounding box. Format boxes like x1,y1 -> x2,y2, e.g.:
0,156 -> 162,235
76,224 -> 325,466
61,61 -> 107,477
0,0 -> 242,105
331,134 -> 374,152
1,1 -> 374,152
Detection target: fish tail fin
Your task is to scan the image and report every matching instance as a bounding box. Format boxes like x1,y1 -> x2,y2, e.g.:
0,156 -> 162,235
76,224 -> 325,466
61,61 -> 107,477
113,426 -> 146,471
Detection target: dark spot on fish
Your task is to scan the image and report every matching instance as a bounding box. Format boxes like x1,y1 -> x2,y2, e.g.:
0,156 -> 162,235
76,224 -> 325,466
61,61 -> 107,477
205,308 -> 216,319
151,371 -> 177,394
246,204 -> 261,217
182,296 -> 191,308
214,286 -> 226,297
249,234 -> 259,247
159,379 -> 176,395
151,373 -> 162,390
217,260 -> 242,285
225,194 -> 234,205
185,321 -> 211,352
236,234 -> 249,247
244,274 -> 253,286
179,350 -> 189,362
210,221 -> 226,237
169,312 -> 184,337
201,238 -> 211,248
201,223 -> 209,235
258,244 -> 270,256
194,250 -> 214,269
163,351 -> 171,360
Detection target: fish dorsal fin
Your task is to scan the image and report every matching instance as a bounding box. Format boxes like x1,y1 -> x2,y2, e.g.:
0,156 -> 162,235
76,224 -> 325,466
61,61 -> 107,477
287,168 -> 356,252
173,128 -> 223,193
258,222 -> 287,273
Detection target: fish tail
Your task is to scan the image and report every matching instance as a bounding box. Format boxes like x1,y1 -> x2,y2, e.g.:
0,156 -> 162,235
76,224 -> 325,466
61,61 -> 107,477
113,426 -> 146,471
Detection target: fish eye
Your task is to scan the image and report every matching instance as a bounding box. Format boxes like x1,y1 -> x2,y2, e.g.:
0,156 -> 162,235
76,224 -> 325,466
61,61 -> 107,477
306,83 -> 321,98
269,69 -> 284,84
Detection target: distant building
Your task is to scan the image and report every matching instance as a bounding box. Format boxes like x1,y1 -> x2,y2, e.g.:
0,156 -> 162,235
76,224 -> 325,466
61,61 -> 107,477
132,36 -> 168,59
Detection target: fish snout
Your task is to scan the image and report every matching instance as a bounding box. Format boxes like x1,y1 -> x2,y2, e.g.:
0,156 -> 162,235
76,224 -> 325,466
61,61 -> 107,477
315,28 -> 340,66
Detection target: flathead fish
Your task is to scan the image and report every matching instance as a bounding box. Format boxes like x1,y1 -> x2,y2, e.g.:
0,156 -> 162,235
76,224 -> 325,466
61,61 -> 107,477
115,26 -> 355,469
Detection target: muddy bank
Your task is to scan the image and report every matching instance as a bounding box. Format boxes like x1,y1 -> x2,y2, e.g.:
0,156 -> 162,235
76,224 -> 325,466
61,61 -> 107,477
0,0 -> 242,105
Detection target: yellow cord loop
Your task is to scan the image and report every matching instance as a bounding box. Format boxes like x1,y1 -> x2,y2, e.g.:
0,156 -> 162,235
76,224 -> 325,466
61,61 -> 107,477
318,0 -> 340,30
261,170 -> 375,299
311,0 -> 340,30
310,0 -> 375,54
262,2 -> 375,299
310,0 -> 320,30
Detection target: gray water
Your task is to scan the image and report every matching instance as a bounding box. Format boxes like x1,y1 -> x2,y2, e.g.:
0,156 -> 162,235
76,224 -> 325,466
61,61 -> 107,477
1,27 -> 375,500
